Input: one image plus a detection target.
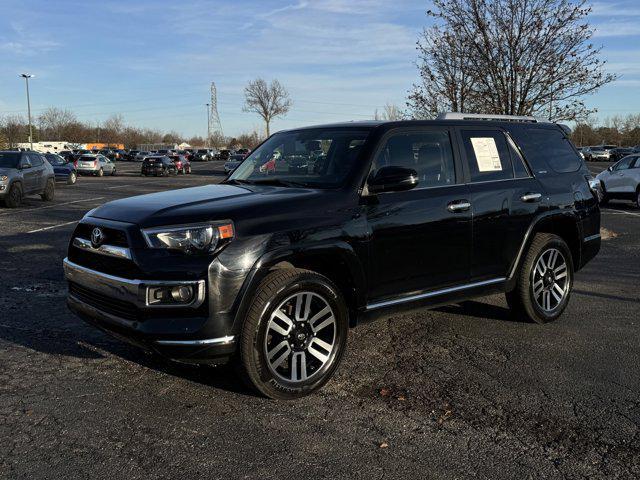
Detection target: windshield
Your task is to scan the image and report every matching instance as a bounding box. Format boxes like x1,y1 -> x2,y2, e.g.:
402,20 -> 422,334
0,152 -> 20,168
228,128 -> 370,188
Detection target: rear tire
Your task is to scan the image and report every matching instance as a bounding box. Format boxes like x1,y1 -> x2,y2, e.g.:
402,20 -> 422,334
97,168 -> 104,177
41,178 -> 55,201
67,172 -> 77,185
111,168 -> 117,176
506,233 -> 573,324
3,183 -> 22,208
238,268 -> 348,400
635,189 -> 640,209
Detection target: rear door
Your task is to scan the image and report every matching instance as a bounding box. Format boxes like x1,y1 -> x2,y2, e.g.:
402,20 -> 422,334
365,126 -> 472,302
457,128 -> 545,281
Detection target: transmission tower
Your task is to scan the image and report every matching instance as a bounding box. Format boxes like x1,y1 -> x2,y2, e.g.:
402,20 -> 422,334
208,82 -> 224,143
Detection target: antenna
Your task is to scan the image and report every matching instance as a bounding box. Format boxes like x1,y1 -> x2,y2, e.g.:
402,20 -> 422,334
209,82 -> 224,143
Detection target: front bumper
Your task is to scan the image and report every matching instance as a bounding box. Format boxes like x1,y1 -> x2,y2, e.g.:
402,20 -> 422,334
63,258 -> 236,364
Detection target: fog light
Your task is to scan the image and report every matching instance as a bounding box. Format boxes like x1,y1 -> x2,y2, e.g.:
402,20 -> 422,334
171,285 -> 193,303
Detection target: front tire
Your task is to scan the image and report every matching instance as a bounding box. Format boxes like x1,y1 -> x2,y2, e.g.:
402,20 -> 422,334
3,183 -> 23,208
67,172 -> 77,185
239,268 -> 348,400
41,178 -> 55,201
506,233 -> 573,324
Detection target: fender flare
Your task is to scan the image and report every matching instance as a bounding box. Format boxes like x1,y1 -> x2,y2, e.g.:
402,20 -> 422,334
505,210 -> 582,290
229,240 -> 367,333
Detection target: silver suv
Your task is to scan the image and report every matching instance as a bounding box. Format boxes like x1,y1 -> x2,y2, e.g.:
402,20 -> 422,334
595,154 -> 640,207
76,154 -> 117,176
0,150 -> 56,208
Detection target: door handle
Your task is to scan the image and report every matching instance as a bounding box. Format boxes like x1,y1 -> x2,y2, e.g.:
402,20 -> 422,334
447,200 -> 471,212
521,192 -> 542,202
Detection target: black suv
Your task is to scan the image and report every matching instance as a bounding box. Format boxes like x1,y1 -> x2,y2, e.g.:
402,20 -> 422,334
63,114 -> 600,399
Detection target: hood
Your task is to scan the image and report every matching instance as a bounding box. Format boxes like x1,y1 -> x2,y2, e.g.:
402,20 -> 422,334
88,183 -> 326,227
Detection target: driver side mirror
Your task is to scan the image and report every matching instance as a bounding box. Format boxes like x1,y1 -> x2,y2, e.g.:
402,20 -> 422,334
368,166 -> 419,194
607,166 -> 613,172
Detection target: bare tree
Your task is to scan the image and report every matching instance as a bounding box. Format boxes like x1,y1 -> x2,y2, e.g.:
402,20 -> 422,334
374,103 -> 405,121
37,107 -> 78,140
243,78 -> 292,137
409,0 -> 617,121
0,115 -> 27,147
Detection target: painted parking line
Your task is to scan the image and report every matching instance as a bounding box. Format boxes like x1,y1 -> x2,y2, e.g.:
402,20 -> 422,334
27,220 -> 80,234
604,208 -> 640,218
106,184 -> 135,189
0,197 -> 105,216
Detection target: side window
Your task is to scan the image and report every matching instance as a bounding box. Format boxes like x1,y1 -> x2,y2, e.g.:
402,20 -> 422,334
28,153 -> 44,167
460,130 -> 513,182
508,139 -> 531,178
613,157 -> 635,171
522,128 -> 582,173
371,129 -> 456,188
632,156 -> 640,168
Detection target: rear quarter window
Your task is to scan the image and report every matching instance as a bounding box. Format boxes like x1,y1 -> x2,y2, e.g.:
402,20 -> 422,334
512,127 -> 582,174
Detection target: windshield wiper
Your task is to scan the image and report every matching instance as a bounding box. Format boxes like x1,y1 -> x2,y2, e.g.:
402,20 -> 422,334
224,178 -> 255,185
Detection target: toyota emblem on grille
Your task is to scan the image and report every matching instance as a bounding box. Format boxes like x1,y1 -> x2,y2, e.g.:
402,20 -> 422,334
91,227 -> 105,248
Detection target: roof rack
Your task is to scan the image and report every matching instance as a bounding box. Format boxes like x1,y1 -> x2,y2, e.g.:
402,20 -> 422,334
436,112 -> 551,124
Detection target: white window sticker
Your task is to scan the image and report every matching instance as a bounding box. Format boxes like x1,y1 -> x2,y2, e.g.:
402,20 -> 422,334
470,137 -> 503,172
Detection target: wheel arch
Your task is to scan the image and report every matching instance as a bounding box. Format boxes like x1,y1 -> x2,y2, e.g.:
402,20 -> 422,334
232,241 -> 366,331
506,211 -> 582,290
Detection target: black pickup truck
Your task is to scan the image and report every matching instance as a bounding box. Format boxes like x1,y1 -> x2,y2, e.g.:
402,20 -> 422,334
64,114 -> 600,399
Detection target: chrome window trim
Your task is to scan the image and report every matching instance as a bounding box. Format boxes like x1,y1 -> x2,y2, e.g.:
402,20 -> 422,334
63,258 -> 206,309
73,237 -> 131,260
154,336 -> 235,346
366,277 -> 506,311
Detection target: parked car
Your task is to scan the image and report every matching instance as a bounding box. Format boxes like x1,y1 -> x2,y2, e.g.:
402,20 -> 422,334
141,156 -> 177,176
224,154 -> 245,173
168,154 -> 191,174
235,148 -> 251,158
0,150 -> 56,207
125,150 -> 139,161
588,145 -> 617,161
45,153 -> 78,185
609,147 -> 635,162
578,147 -> 590,161
218,149 -> 232,161
594,153 -> 640,207
135,151 -> 151,162
63,114 -> 600,399
76,154 -> 116,176
192,149 -> 212,161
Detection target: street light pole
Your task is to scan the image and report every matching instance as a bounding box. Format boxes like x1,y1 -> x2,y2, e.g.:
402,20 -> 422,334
20,73 -> 34,150
206,103 -> 211,147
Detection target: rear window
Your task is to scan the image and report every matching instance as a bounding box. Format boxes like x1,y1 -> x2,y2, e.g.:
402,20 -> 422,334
513,127 -> 582,173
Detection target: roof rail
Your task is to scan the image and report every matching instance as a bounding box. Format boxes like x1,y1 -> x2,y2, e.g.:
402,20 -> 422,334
436,112 -> 551,124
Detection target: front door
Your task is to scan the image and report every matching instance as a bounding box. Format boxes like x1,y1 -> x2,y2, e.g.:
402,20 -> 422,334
365,127 -> 471,302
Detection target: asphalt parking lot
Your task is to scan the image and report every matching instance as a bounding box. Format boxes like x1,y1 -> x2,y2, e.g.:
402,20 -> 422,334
1,161 -> 639,479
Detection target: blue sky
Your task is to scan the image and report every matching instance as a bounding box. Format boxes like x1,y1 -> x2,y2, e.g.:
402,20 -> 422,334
1,0 -> 639,137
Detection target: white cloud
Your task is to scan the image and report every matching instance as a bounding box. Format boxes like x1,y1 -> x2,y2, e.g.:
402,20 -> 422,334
0,21 -> 61,55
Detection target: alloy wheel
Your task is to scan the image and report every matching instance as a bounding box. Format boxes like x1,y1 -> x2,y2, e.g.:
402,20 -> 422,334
264,291 -> 336,383
532,248 -> 569,312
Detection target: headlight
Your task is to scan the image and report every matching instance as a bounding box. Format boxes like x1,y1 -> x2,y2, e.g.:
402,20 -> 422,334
0,175 -> 8,182
142,222 -> 234,254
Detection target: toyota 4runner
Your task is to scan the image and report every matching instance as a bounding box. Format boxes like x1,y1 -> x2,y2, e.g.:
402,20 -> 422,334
64,114 -> 600,399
